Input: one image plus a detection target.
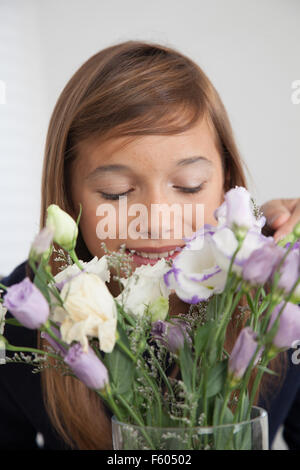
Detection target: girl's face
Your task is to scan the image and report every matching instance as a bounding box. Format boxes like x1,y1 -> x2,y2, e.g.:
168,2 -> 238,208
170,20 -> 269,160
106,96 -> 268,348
70,116 -> 225,275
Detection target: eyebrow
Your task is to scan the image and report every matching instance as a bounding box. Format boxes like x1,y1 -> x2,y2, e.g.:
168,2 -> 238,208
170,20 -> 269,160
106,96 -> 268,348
86,156 -> 212,180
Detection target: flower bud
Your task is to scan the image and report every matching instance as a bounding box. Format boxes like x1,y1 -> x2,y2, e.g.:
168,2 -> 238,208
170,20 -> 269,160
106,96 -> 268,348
228,327 -> 264,384
267,301 -> 300,351
64,343 -> 109,391
293,221 -> 300,239
3,278 -> 49,329
225,187 -> 256,237
46,204 -> 78,252
29,226 -> 54,261
148,296 -> 169,322
151,318 -> 191,354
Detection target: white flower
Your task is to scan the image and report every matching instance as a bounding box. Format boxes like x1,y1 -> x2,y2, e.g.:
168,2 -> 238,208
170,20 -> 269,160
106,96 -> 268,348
46,204 -> 78,252
211,226 -> 270,275
54,255 -> 110,285
116,258 -> 171,316
0,303 -> 7,335
52,272 -> 117,353
164,229 -> 227,303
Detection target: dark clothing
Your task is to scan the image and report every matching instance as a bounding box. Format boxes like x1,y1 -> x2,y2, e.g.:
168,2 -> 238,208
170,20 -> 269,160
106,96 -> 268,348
0,260 -> 72,450
1,260 -> 300,450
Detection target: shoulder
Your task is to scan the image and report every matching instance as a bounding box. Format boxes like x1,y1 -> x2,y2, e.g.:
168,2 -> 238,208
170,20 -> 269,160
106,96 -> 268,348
1,259 -> 29,287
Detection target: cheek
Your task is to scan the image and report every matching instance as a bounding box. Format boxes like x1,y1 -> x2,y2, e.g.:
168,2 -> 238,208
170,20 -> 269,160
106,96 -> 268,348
79,195 -> 123,256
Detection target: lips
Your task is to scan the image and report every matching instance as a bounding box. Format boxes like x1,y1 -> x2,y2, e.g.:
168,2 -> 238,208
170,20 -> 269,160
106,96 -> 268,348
124,245 -> 185,266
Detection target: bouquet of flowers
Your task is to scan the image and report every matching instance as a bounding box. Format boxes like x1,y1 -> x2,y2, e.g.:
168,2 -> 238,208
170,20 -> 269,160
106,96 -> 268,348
1,186 -> 300,450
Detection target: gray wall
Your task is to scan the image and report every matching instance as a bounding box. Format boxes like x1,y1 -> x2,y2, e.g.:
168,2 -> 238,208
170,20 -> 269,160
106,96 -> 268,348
0,0 -> 299,275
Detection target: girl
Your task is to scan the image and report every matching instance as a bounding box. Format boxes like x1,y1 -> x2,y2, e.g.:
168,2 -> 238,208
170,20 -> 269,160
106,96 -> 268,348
1,40 -> 300,450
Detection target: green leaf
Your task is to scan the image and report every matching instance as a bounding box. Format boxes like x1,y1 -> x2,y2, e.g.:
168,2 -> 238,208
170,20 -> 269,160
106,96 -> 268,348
33,262 -> 51,303
179,338 -> 194,393
194,321 -> 214,357
103,344 -> 134,398
257,365 -> 279,377
205,360 -> 228,398
102,323 -> 134,399
4,318 -> 23,327
206,295 -> 220,322
212,396 -> 234,426
212,396 -> 234,449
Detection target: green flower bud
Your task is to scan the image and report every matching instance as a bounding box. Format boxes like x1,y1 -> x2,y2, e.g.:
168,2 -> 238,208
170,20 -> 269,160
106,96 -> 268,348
148,296 -> 169,322
293,221 -> 300,239
46,204 -> 78,252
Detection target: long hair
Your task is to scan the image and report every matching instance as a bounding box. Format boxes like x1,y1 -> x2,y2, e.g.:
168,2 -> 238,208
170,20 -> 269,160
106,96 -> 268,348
30,40 -> 287,449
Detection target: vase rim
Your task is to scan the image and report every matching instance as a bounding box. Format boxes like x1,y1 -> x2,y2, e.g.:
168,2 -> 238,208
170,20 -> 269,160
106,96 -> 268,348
111,405 -> 268,432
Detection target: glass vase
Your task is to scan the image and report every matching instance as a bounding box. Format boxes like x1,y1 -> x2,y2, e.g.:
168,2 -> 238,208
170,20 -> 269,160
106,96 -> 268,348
111,406 -> 268,450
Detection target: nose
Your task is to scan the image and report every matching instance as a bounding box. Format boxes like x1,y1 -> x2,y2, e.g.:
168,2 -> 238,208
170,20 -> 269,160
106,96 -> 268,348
127,187 -> 187,242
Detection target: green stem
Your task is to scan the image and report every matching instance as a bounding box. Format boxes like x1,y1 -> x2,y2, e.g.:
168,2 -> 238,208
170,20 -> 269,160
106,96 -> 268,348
41,320 -> 69,350
148,345 -> 175,399
117,338 -> 163,427
69,249 -> 84,271
248,356 -> 270,415
115,393 -> 156,449
218,385 -> 232,426
4,341 -> 62,361
28,258 -> 64,307
0,283 -> 7,292
117,338 -> 137,363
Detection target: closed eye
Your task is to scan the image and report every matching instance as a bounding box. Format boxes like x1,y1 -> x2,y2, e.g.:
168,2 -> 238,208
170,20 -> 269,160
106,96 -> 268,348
98,183 -> 205,200
98,189 -> 133,200
173,183 -> 205,193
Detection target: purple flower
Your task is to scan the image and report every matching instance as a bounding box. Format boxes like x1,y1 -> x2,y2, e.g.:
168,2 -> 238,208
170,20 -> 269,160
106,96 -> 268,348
275,250 -> 300,294
224,187 -> 257,233
242,242 -> 285,285
267,301 -> 300,350
228,327 -> 264,380
3,277 -> 49,329
151,318 -> 191,354
64,343 -> 109,391
30,226 -> 54,259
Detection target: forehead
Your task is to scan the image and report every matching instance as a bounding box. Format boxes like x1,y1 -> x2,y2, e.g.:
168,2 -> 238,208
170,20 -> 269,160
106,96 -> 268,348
74,116 -> 221,173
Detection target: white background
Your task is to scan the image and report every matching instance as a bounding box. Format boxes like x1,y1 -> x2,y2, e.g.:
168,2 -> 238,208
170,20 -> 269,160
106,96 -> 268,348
0,0 -> 299,277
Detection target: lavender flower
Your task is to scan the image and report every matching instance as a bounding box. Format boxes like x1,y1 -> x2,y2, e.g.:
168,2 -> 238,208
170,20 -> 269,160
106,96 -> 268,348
242,242 -> 285,285
223,187 -> 258,237
275,250 -> 300,294
267,301 -> 300,350
228,327 -> 263,381
151,318 -> 191,354
64,343 -> 109,391
3,277 -> 49,329
30,226 -> 54,260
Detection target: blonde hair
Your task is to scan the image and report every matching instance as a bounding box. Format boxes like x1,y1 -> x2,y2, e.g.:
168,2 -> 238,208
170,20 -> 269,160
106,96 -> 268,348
30,40 -> 287,449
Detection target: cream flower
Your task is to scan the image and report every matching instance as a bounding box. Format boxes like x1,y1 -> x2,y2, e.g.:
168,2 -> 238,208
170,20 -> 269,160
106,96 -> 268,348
52,272 -> 117,353
54,255 -> 110,285
116,258 -> 171,317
